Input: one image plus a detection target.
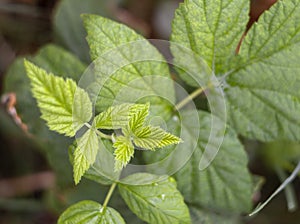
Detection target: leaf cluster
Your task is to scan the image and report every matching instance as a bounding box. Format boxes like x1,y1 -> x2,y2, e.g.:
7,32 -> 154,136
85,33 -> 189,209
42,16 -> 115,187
17,0 -> 300,223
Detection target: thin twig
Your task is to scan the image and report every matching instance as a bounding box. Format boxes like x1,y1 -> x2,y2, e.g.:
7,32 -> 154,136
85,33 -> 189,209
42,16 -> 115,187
174,87 -> 206,111
249,161 -> 300,216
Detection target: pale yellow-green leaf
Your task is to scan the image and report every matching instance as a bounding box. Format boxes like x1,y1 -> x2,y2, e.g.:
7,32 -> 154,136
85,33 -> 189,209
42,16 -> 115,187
24,60 -> 92,137
133,126 -> 182,150
113,136 -> 134,171
73,129 -> 99,184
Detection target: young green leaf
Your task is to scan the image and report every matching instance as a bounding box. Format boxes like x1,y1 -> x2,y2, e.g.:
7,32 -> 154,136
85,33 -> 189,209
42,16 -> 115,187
133,126 -> 182,150
58,200 -> 125,224
225,0 -> 300,141
108,103 -> 181,170
94,103 -> 147,130
5,44 -> 86,186
126,102 -> 181,150
73,129 -> 99,184
113,136 -> 135,171
69,139 -> 119,185
118,173 -> 191,224
73,150 -> 90,186
85,142 -> 121,185
24,60 -> 92,137
128,103 -> 150,132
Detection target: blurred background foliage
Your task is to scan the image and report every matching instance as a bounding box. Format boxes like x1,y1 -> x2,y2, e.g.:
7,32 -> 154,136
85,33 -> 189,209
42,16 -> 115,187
0,0 -> 300,223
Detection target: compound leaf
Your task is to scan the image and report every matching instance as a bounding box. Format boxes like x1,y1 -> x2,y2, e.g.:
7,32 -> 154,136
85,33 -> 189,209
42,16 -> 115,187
119,173 -> 191,224
58,200 -> 125,224
24,60 -> 92,137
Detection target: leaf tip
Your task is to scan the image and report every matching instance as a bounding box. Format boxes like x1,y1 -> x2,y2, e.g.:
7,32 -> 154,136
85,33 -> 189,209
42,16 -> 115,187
23,59 -> 34,76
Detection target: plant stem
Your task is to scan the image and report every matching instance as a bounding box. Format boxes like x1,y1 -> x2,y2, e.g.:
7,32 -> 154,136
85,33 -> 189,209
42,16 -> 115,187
174,87 -> 205,111
275,166 -> 298,212
103,182 -> 117,208
95,129 -> 113,140
249,161 -> 300,216
84,123 -> 112,140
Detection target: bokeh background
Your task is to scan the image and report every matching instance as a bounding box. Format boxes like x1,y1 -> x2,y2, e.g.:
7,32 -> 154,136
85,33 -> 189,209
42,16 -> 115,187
1,0 -> 300,223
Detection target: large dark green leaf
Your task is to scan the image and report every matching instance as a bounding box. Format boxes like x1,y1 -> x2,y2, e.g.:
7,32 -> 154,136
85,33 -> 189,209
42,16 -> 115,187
144,110 -> 253,213
173,110 -> 253,213
171,0 -> 249,85
225,0 -> 300,141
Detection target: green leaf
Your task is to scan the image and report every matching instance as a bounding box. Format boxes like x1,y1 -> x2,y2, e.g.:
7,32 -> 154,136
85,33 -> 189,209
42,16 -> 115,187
113,136 -> 135,171
119,102 -> 181,151
133,126 -> 182,150
24,60 -> 92,137
4,44 -> 86,187
128,103 -> 150,132
119,173 -> 191,224
73,89 -> 93,133
173,110 -> 252,213
171,0 -> 249,86
58,200 -> 125,224
142,110 -> 252,213
73,129 -> 99,184
225,0 -> 300,141
4,45 -> 86,186
94,103 -> 147,130
82,14 -> 146,61
85,139 -> 120,185
108,190 -> 145,224
73,151 -> 90,186
69,139 -> 119,185
82,14 -> 175,116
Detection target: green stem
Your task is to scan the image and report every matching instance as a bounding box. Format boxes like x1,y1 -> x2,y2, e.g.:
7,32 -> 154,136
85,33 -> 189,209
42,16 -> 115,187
84,123 -> 112,140
103,183 -> 117,208
174,87 -> 206,111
